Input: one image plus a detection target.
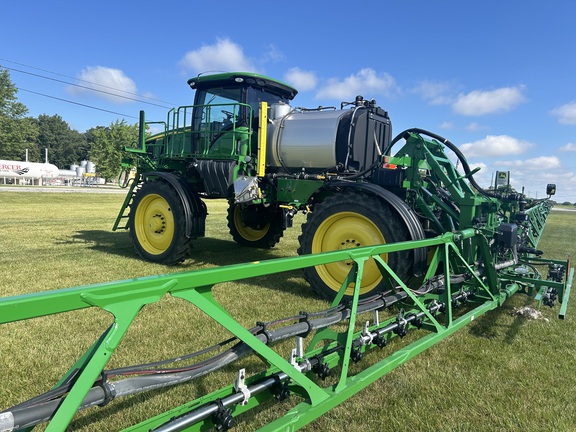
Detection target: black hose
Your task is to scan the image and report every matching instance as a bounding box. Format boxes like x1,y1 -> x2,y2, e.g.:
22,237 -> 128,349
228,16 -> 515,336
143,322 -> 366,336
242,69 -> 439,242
107,332 -> 244,377
0,285 -> 429,429
387,128 -> 500,199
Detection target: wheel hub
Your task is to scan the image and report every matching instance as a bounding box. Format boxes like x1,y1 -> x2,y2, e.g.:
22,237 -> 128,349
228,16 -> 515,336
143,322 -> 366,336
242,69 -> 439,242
149,214 -> 166,234
340,239 -> 361,249
340,239 -> 362,265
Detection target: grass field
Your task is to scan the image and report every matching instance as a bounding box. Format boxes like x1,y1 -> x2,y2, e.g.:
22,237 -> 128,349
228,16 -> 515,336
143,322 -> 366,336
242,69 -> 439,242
1,190 -> 575,431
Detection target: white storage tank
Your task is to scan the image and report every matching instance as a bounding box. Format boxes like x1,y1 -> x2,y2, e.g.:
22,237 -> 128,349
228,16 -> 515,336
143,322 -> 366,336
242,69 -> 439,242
58,169 -> 77,177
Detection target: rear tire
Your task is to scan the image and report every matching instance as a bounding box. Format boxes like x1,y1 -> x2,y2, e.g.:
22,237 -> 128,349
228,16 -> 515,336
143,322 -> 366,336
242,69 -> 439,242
298,191 -> 412,301
227,201 -> 284,248
129,181 -> 191,264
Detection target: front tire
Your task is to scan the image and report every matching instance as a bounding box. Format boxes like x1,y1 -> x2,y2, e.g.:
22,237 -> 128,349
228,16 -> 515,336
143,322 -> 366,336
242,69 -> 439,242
298,191 -> 413,301
227,201 -> 284,248
129,181 -> 191,264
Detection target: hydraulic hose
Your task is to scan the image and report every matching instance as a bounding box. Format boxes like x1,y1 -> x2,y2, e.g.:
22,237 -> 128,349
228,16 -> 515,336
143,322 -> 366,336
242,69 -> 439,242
153,290 -> 468,432
387,128 -> 500,199
2,341 -> 257,431
0,287 -> 439,430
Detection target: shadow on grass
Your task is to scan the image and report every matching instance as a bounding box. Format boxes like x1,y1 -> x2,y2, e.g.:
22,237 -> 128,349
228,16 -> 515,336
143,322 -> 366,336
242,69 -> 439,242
467,294 -> 535,344
182,237 -> 318,299
187,237 -> 295,267
71,231 -> 292,265
71,229 -> 135,259
70,230 -> 317,299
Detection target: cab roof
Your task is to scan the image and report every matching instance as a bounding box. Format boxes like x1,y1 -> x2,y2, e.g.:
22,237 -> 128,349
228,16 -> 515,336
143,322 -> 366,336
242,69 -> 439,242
187,72 -> 298,100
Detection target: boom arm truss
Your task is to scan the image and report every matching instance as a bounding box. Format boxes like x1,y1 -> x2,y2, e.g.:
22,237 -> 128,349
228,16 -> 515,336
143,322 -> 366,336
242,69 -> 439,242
0,200 -> 571,431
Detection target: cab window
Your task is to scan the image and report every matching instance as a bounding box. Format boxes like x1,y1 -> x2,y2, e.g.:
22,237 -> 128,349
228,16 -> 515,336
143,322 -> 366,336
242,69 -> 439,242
246,87 -> 291,114
193,87 -> 244,132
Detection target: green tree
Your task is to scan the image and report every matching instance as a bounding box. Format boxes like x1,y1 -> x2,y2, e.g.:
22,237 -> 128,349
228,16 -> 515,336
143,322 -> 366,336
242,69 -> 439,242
88,120 -> 138,181
0,68 -> 39,160
36,114 -> 87,168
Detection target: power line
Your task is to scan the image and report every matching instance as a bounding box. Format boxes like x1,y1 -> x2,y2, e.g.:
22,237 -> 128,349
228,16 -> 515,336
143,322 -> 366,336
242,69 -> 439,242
18,87 -> 139,119
0,57 -> 177,106
3,65 -> 173,109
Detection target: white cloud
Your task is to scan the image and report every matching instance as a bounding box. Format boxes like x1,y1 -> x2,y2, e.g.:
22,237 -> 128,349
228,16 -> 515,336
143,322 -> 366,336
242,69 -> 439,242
467,161 -> 489,178
68,66 -> 137,103
468,162 -> 488,172
559,143 -> 576,151
452,86 -> 526,116
494,156 -> 561,170
460,135 -> 533,158
439,121 -> 454,130
413,80 -> 455,105
180,38 -> 256,74
261,44 -> 286,63
551,102 -> 576,125
480,166 -> 574,201
283,68 -> 317,91
315,68 -> 396,100
465,122 -> 489,132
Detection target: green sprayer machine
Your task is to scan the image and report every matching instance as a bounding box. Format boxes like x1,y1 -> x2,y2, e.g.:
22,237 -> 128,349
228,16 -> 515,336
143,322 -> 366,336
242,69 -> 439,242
0,72 -> 572,431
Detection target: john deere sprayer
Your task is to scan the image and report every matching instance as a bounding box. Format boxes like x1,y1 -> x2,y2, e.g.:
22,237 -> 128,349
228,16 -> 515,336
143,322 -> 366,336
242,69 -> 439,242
0,71 -> 570,431
114,72 -> 560,301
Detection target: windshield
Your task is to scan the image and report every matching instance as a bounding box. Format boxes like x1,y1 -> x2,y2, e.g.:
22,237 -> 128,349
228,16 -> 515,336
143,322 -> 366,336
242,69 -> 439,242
193,85 -> 291,130
246,86 -> 291,114
188,84 -> 295,157
194,87 -> 244,128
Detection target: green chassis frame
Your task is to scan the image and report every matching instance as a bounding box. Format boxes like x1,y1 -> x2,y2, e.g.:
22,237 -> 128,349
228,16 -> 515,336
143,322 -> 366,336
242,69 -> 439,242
0,225 -> 572,431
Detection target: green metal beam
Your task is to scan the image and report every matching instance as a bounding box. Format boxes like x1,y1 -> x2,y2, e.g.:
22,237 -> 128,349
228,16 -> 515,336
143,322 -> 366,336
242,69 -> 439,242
0,220 -> 570,431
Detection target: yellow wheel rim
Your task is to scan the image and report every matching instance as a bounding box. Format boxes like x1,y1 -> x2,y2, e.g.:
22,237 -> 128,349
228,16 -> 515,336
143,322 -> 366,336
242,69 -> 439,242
134,193 -> 175,255
312,211 -> 387,296
233,206 -> 270,241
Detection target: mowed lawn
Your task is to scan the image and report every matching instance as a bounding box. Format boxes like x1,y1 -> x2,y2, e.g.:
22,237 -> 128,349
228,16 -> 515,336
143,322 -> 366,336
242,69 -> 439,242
1,190 -> 576,432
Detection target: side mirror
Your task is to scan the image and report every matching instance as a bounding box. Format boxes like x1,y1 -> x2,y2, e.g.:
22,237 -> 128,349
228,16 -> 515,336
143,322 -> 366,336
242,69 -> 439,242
546,184 -> 556,196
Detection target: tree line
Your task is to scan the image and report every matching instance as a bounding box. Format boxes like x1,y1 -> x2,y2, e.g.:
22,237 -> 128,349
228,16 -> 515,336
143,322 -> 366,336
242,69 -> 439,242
0,68 -> 138,181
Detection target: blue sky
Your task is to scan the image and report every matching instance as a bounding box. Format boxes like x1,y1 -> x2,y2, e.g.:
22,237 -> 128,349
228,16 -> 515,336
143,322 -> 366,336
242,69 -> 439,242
2,0 -> 575,201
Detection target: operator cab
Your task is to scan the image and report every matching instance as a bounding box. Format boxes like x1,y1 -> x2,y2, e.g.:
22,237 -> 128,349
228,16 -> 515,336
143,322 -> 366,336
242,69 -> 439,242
187,72 -> 297,157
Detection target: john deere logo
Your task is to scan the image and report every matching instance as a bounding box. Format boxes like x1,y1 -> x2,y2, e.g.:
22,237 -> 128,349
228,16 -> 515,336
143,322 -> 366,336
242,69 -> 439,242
498,172 -> 507,179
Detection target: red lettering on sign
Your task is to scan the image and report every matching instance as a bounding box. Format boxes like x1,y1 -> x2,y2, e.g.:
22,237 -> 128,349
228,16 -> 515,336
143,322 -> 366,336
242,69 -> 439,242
0,164 -> 22,170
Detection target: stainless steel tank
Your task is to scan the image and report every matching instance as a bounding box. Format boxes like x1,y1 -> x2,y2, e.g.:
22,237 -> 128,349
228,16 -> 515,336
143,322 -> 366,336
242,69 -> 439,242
267,109 -> 348,171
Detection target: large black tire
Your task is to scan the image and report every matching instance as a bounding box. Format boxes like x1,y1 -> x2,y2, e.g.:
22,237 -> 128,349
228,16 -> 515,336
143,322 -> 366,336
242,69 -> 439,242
227,200 -> 284,248
298,191 -> 413,301
129,181 -> 191,264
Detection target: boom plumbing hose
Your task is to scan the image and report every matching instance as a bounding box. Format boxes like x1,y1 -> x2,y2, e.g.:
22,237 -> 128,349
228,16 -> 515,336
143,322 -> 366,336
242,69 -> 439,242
386,128 -> 500,199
